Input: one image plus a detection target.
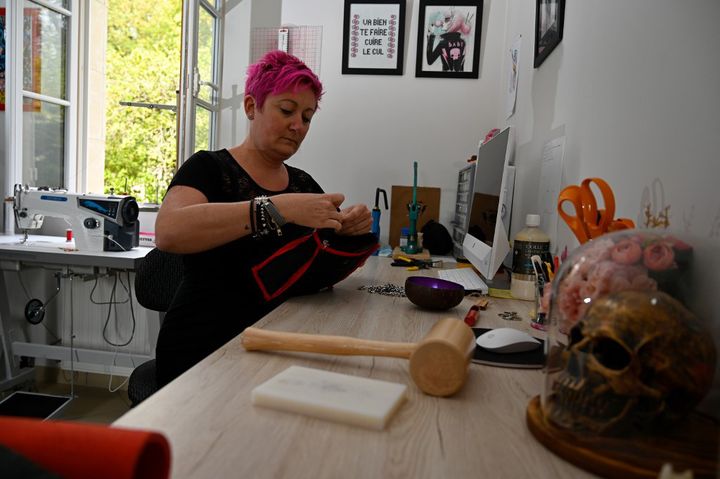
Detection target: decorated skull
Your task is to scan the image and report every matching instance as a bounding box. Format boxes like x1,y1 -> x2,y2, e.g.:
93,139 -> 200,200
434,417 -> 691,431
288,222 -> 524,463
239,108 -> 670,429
545,289 -> 716,435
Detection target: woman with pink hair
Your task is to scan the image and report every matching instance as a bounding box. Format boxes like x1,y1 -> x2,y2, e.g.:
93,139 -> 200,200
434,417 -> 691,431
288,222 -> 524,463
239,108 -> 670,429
153,51 -> 372,386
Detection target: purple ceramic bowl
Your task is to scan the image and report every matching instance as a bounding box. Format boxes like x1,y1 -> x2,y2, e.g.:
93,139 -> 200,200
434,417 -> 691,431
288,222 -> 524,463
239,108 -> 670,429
405,276 -> 465,311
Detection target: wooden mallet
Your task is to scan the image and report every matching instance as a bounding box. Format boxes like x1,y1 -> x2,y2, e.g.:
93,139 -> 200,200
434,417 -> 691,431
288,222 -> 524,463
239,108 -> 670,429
241,318 -> 476,397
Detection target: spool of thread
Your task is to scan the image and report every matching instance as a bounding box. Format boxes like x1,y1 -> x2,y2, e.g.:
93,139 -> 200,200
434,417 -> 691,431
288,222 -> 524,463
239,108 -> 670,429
66,229 -> 73,242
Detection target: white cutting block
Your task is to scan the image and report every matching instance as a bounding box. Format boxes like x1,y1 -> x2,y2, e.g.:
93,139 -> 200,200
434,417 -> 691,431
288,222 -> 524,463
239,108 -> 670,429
252,366 -> 407,430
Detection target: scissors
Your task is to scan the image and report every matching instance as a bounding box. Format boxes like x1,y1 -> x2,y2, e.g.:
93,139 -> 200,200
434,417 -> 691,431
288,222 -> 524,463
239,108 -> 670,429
557,178 -> 635,244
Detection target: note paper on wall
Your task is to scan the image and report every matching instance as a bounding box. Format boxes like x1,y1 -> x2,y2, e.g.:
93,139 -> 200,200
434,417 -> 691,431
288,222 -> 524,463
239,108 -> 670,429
537,136 -> 565,254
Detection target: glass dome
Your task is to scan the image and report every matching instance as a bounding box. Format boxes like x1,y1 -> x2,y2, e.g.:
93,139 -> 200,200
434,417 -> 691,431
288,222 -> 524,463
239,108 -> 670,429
539,229 -> 719,438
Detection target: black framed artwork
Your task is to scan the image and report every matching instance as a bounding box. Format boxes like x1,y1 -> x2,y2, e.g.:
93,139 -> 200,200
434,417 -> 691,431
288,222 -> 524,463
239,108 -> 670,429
342,0 -> 406,75
533,0 -> 565,68
415,0 -> 483,79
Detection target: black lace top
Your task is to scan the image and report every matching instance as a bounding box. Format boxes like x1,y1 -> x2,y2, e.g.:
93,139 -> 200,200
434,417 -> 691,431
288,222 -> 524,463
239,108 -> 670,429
167,149 -> 324,278
156,149 -> 324,385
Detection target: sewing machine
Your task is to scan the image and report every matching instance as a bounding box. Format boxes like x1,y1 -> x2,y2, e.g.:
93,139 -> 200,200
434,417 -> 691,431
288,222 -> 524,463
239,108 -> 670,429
12,184 -> 140,252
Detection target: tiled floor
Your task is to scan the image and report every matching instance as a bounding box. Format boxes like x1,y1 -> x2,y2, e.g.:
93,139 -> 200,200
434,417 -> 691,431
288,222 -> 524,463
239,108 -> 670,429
35,382 -> 132,424
1,369 -> 133,424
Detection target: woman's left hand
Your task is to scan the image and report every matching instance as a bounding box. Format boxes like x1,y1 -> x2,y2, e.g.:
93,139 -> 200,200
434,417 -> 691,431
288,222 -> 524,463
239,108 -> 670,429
337,204 -> 372,236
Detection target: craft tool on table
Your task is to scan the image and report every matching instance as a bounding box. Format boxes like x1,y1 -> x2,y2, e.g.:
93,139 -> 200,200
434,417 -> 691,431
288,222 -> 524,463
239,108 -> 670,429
370,188 -> 388,256
242,318 -> 475,397
252,366 -> 407,430
530,255 -> 548,331
391,255 -> 441,270
557,177 -> 635,244
464,297 -> 489,327
401,161 -> 425,255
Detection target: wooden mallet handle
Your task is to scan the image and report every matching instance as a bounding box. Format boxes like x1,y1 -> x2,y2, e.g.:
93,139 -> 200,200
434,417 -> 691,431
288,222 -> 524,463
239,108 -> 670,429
242,318 -> 476,397
241,328 -> 416,359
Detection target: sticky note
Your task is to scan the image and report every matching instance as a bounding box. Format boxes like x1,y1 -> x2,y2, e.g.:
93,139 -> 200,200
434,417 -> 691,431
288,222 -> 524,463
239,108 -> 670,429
252,366 -> 407,430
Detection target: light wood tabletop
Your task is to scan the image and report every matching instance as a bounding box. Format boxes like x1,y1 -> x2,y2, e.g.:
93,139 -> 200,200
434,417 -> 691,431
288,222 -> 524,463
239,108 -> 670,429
114,257 -> 596,478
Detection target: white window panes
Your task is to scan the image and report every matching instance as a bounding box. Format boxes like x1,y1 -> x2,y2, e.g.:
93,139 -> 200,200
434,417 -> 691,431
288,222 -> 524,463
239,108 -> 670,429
24,2 -> 68,100
193,104 -> 210,153
40,0 -> 69,9
197,4 -> 216,104
22,98 -> 65,187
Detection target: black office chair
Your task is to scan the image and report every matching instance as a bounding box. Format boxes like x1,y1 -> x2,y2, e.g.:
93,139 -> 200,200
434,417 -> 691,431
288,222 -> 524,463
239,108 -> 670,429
127,248 -> 184,407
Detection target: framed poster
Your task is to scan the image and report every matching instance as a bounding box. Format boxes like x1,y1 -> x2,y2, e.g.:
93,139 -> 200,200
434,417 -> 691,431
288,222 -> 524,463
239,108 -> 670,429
415,0 -> 482,78
533,0 -> 565,68
342,0 -> 406,75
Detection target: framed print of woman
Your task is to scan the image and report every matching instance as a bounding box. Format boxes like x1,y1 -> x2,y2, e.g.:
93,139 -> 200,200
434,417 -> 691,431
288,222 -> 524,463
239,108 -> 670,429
415,1 -> 483,79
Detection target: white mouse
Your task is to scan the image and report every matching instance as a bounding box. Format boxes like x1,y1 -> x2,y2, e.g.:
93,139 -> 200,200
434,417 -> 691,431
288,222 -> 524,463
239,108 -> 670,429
476,328 -> 541,354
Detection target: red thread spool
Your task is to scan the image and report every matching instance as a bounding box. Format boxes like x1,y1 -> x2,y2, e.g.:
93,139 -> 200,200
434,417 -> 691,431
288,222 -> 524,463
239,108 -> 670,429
66,229 -> 73,242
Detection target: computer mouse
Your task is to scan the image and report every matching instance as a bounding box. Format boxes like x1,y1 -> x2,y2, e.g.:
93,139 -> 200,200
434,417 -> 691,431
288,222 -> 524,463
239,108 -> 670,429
476,328 -> 541,354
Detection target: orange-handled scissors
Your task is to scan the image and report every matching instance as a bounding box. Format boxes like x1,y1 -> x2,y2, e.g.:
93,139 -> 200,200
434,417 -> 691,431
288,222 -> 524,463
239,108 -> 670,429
558,178 -> 634,244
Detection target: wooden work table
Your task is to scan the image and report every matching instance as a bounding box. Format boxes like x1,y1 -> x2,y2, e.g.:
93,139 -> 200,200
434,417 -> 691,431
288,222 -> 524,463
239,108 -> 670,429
114,257 -> 596,478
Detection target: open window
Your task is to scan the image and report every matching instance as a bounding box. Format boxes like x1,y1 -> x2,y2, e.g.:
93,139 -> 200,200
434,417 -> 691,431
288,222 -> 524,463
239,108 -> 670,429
1,0 -> 223,216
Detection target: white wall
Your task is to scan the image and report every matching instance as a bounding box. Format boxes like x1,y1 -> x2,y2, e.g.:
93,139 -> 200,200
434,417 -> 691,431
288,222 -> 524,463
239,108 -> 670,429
501,0 -> 720,414
220,0 -> 507,245
219,0 -> 283,149
282,0 -> 506,244
502,0 -> 720,249
219,0 -> 254,149
221,0 -> 720,413
220,0 -> 720,257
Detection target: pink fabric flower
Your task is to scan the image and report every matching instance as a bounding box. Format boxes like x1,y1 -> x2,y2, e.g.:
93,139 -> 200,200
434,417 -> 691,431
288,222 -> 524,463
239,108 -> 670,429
611,239 -> 643,265
554,258 -> 657,332
552,233 -> 690,334
630,273 -> 658,290
643,241 -> 676,271
581,238 -> 614,263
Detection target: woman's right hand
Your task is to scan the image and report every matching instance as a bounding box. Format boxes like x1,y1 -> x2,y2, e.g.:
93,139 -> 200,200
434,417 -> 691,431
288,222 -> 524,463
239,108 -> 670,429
273,193 -> 345,231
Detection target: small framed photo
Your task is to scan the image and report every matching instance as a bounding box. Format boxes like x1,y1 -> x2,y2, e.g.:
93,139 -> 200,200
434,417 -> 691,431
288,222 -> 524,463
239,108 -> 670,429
342,0 -> 406,75
415,0 -> 483,79
533,0 -> 565,68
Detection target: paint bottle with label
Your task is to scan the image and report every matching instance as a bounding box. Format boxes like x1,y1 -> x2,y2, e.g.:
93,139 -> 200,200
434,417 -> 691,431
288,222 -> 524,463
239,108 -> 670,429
399,227 -> 409,249
511,214 -> 550,301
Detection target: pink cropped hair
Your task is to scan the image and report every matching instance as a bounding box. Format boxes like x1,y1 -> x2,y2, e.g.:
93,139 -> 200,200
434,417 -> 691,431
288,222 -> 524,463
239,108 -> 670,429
245,50 -> 324,110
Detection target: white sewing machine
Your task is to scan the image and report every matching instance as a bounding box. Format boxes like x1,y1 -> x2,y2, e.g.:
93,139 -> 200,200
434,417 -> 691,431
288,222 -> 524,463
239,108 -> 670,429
12,184 -> 140,252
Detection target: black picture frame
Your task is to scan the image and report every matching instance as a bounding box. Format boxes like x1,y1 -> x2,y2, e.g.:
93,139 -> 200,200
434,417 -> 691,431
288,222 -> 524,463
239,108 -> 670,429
415,0 -> 483,79
342,0 -> 406,75
533,0 -> 565,68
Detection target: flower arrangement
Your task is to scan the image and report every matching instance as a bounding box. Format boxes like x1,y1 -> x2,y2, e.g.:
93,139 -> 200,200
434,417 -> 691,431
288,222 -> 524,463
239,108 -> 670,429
541,231 -> 693,334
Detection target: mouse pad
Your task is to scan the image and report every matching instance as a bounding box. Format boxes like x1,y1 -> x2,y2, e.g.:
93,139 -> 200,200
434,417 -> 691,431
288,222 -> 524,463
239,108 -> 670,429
471,328 -> 546,369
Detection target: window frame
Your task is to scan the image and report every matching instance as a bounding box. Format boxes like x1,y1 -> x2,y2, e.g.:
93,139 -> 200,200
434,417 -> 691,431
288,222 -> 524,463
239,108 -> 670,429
3,0 -> 79,232
2,0 -> 223,223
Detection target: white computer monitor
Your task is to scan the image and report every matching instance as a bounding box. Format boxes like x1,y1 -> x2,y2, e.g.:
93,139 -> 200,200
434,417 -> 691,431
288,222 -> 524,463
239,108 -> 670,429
462,126 -> 515,281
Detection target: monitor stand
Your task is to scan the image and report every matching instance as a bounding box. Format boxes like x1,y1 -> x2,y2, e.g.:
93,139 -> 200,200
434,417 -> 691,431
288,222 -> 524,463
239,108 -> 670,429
453,258 -> 511,292
484,266 -> 511,291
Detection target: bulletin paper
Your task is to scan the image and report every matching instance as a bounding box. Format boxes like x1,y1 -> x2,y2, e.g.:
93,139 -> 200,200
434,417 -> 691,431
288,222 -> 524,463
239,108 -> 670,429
505,35 -> 521,119
537,136 -> 566,253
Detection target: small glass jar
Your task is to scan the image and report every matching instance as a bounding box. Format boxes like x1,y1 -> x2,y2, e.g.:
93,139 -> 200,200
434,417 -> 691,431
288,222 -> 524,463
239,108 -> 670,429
399,227 -> 409,248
